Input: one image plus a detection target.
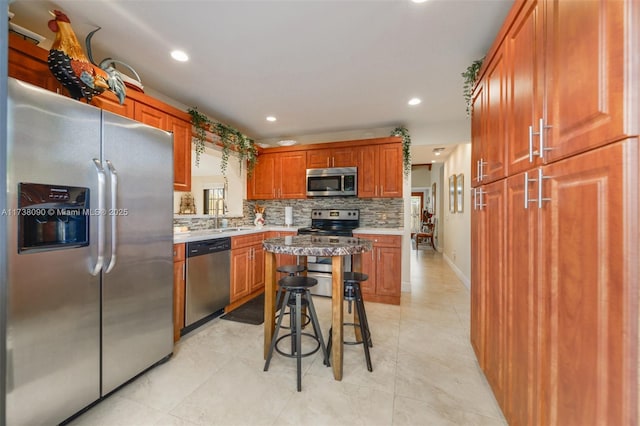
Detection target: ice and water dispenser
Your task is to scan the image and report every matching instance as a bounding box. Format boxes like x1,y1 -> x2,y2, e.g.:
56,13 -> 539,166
18,183 -> 90,253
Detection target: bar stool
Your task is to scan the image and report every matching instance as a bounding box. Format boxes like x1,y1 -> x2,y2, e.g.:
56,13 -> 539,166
264,275 -> 328,392
276,264 -> 306,276
275,264 -> 308,328
326,272 -> 373,372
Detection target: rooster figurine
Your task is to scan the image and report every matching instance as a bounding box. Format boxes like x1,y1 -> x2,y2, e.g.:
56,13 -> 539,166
47,10 -> 126,104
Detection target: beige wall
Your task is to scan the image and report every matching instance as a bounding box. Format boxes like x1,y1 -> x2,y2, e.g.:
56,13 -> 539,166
442,143 -> 471,288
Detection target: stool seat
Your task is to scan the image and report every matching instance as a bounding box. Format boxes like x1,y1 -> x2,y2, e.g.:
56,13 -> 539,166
344,271 -> 368,283
279,275 -> 317,290
277,264 -> 306,276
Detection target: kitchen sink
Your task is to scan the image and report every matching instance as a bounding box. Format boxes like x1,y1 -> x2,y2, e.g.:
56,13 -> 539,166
215,227 -> 254,232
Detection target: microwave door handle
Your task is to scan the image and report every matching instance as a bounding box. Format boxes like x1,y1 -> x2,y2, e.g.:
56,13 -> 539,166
341,175 -> 345,193
104,160 -> 118,273
90,159 -> 105,276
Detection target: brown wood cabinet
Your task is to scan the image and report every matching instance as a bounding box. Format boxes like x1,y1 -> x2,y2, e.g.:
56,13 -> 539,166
247,152 -> 307,200
306,146 -> 357,169
471,180 -> 507,408
356,234 -> 401,305
134,103 -> 192,192
7,34 -> 192,192
471,1 -> 639,425
470,47 -> 507,187
172,243 -> 186,343
248,137 -> 403,200
230,233 -> 266,305
357,143 -> 403,198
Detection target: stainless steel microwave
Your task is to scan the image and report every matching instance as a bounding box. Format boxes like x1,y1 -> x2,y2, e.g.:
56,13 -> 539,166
306,167 -> 357,197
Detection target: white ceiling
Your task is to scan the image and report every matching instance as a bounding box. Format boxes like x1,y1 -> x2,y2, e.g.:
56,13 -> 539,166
8,0 -> 513,164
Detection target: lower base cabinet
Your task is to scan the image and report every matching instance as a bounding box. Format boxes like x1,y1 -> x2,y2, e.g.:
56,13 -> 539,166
356,234 -> 401,305
172,243 -> 186,342
472,139 -> 639,426
230,233 -> 266,306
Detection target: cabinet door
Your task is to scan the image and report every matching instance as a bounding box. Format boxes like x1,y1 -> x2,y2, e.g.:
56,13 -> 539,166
134,103 -> 167,130
251,244 -> 265,292
357,147 -> 378,198
8,35 -> 64,94
248,153 -> 278,199
506,0 -> 544,176
332,147 -> 358,167
168,115 -> 192,192
278,152 -> 307,199
375,246 -> 401,297
470,188 -> 486,363
230,247 -> 251,302
505,172 -> 540,426
544,0 -> 630,163
481,179 -> 507,409
483,49 -> 507,183
378,144 -> 403,197
173,260 -> 185,342
538,140 -> 637,426
471,82 -> 486,188
359,246 -> 377,296
307,148 -> 333,168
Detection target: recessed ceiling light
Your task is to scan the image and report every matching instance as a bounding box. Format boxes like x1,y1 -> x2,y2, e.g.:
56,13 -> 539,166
266,116 -> 277,122
408,97 -> 422,106
433,147 -> 445,156
431,160 -> 436,163
170,50 -> 189,62
411,0 -> 429,3
277,140 -> 297,146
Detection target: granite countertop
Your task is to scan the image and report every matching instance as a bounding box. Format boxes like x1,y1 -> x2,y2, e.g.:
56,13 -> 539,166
173,226 -> 404,244
263,235 -> 373,256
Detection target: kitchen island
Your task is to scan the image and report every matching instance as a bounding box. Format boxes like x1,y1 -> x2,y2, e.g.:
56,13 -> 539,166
262,235 -> 373,381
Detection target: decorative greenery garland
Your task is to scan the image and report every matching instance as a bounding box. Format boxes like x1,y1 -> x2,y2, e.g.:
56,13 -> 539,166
187,107 -> 258,176
391,126 -> 412,177
462,57 -> 484,116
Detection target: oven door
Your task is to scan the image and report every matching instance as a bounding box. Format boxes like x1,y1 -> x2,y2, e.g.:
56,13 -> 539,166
306,255 -> 351,297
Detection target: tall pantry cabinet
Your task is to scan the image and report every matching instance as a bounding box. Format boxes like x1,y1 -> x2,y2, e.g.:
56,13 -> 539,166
470,1 -> 639,425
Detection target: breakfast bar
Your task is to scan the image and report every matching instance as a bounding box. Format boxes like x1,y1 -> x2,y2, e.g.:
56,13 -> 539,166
262,235 -> 373,380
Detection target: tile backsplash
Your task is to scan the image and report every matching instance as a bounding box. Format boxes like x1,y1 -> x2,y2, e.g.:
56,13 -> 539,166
174,198 -> 403,231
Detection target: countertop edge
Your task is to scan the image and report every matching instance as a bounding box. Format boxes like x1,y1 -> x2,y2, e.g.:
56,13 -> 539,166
174,226 -> 405,244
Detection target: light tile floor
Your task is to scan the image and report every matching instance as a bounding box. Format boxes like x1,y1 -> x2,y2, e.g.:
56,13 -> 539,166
70,248 -> 506,426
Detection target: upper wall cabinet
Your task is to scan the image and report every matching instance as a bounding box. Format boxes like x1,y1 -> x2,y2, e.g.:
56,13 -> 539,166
505,0 -> 635,175
307,146 -> 357,169
471,48 -> 507,187
7,33 -> 192,192
247,151 -> 307,200
358,142 -> 403,198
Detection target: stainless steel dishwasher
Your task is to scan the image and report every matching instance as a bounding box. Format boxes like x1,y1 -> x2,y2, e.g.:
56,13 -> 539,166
185,237 -> 231,332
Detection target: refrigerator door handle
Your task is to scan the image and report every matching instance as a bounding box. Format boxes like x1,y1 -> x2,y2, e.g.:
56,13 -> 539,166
91,158 -> 106,276
105,160 -> 118,273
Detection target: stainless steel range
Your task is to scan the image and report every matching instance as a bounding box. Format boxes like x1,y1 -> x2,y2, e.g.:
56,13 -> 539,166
297,209 -> 359,296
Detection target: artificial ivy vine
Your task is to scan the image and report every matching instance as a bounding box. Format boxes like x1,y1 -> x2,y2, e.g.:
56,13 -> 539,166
462,57 -> 484,116
391,126 -> 412,177
187,107 -> 258,176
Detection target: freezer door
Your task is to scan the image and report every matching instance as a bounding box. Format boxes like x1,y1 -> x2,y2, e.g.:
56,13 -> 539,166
101,111 -> 174,395
6,78 -> 101,425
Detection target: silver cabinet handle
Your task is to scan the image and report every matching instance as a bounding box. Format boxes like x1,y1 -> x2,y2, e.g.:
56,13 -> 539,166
530,118 -> 552,160
476,160 -> 481,181
91,159 -> 106,276
479,159 -> 487,181
537,168 -> 551,208
528,125 -> 535,162
524,171 -> 539,208
474,188 -> 486,210
104,160 -> 118,273
538,118 -> 552,160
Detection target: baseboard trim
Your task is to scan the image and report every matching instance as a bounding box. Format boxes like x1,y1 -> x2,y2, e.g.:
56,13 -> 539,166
443,253 -> 470,290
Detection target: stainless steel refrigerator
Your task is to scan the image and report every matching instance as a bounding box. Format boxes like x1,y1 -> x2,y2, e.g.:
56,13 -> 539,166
5,78 -> 174,425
